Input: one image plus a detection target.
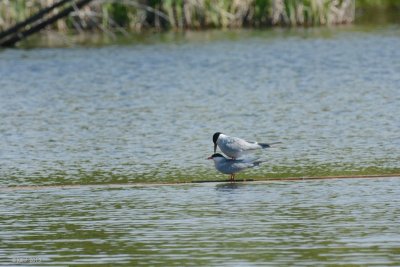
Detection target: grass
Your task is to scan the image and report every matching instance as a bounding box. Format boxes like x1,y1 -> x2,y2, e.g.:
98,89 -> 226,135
0,0 -> 360,33
4,0 -> 399,35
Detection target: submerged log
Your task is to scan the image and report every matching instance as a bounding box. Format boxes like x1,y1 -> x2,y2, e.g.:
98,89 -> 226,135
0,0 -> 93,47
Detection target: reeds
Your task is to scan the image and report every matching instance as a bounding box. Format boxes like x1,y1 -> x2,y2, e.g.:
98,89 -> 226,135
0,0 -> 360,32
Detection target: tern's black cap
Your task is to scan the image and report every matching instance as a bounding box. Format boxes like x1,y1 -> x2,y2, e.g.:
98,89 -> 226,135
213,132 -> 221,144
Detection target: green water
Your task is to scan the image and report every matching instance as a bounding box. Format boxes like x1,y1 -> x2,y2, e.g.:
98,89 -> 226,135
1,26 -> 400,265
1,26 -> 399,185
1,178 -> 400,265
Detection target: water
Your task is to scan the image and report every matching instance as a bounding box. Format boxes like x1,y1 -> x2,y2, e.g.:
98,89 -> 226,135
1,26 -> 400,265
1,178 -> 400,265
1,27 -> 399,185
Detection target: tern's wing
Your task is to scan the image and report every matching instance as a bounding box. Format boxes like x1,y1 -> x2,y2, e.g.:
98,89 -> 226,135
224,136 -> 261,152
228,159 -> 262,172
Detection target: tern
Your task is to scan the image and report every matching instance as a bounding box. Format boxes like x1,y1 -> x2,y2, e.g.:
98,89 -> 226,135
213,132 -> 281,159
207,153 -> 264,181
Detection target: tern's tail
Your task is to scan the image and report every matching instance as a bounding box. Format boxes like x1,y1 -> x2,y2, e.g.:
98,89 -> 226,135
259,142 -> 282,149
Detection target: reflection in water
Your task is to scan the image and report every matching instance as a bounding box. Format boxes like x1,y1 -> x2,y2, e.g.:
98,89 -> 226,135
215,182 -> 245,192
1,178 -> 400,265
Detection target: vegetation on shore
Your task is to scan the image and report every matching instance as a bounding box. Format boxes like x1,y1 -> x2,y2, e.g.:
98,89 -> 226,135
0,0 -> 357,33
0,0 -> 399,34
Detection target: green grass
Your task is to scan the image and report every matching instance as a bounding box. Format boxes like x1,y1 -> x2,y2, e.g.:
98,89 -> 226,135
2,0 -> 399,34
0,0 -> 362,33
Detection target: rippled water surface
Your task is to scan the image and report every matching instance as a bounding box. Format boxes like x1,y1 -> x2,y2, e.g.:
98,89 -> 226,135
1,27 -> 400,266
1,178 -> 400,265
1,27 -> 400,185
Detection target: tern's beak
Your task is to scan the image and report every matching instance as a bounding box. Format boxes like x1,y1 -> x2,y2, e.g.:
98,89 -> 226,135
213,143 -> 217,153
207,156 -> 212,160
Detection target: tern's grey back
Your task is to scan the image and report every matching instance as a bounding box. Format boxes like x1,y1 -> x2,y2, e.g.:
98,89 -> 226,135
217,135 -> 261,158
214,158 -> 262,174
